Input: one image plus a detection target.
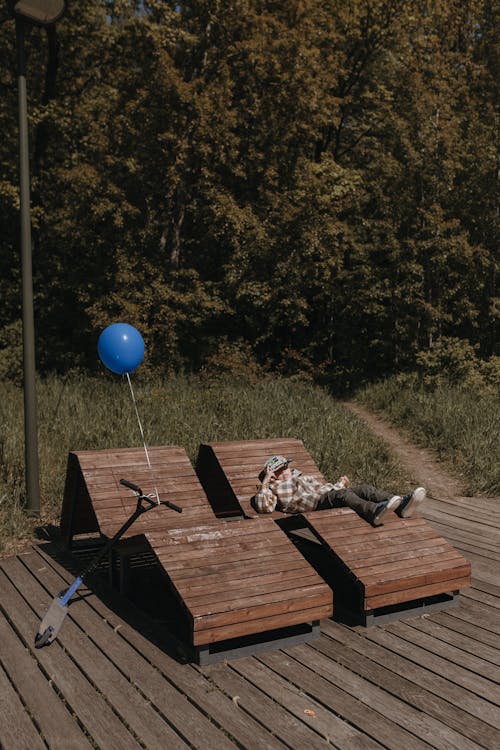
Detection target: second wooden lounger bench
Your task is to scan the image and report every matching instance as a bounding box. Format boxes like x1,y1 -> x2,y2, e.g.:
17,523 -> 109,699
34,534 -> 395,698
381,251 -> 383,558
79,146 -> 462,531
196,438 -> 471,625
298,507 -> 470,624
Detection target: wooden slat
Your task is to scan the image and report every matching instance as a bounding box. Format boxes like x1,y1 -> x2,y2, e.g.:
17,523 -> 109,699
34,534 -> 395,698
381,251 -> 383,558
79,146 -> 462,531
337,539 -> 452,566
157,556 -> 310,590
365,577 -> 471,609
364,561 -> 471,598
354,548 -> 461,576
193,603 -> 332,646
156,550 -> 308,582
152,538 -> 293,566
0,663 -> 49,750
190,581 -> 331,618
193,590 -> 332,637
150,517 -> 288,545
72,446 -> 188,466
177,566 -> 319,599
305,514 -> 432,539
207,438 -> 306,451
186,572 -> 321,607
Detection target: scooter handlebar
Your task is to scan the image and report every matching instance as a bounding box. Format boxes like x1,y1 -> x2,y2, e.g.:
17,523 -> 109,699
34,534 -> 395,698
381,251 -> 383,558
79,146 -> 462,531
120,478 -> 142,494
120,479 -> 183,513
163,500 -> 183,513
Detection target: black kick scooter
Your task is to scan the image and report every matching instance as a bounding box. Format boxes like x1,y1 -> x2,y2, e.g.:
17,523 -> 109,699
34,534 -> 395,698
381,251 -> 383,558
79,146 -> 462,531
35,479 -> 182,648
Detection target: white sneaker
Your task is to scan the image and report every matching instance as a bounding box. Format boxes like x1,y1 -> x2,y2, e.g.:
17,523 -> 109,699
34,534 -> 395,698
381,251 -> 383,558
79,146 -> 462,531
397,487 -> 426,518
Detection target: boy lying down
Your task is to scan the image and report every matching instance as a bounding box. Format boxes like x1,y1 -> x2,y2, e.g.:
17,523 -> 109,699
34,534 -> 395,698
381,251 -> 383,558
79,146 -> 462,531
254,455 -> 426,526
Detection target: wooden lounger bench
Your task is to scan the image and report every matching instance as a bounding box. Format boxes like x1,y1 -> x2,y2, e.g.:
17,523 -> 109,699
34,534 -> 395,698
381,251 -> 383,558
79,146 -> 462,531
196,438 -> 471,625
59,446 -> 332,662
147,519 -> 331,663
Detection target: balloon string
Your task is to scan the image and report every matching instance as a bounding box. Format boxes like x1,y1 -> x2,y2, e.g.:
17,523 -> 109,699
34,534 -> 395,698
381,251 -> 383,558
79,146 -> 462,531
126,372 -> 160,504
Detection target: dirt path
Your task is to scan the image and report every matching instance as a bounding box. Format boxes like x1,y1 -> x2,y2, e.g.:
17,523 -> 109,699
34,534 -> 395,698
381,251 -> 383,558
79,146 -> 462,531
344,401 -> 465,499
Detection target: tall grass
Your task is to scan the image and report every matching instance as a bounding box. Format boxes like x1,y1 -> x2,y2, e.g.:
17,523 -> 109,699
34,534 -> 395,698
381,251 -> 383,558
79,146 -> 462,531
0,374 -> 409,553
357,374 -> 500,496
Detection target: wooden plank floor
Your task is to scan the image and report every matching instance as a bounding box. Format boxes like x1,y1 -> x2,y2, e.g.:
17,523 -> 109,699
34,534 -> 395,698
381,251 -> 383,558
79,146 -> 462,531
0,494 -> 498,750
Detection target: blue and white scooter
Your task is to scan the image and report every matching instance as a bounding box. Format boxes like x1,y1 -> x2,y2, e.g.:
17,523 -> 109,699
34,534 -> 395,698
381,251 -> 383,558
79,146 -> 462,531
35,479 -> 182,648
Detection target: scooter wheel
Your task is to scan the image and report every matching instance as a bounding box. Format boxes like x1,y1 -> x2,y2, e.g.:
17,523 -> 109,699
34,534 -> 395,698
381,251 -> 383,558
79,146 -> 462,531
34,627 -> 54,649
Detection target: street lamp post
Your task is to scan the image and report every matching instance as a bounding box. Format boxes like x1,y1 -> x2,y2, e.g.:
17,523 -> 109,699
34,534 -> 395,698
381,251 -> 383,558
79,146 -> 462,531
6,0 -> 67,516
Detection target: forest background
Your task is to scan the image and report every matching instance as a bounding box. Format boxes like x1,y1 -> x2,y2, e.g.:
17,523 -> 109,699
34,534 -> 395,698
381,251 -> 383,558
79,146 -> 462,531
0,0 -> 498,388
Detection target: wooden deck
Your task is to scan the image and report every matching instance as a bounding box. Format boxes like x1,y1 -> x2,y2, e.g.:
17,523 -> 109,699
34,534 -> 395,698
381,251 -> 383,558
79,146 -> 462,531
0,493 -> 499,750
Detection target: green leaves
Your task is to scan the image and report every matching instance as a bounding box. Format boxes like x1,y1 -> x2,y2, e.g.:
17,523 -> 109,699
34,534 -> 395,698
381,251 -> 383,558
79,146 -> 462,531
0,1 -> 497,383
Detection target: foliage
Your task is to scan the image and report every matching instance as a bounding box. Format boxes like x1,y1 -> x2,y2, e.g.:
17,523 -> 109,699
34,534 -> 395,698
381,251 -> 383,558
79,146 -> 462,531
479,355 -> 500,390
0,1 -> 498,384
415,336 -> 483,388
199,337 -> 264,382
413,336 -> 500,390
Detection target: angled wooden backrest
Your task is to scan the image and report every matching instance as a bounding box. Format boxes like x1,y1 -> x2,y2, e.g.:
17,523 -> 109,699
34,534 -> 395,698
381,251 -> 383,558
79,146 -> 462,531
196,438 -> 326,519
60,446 -> 219,544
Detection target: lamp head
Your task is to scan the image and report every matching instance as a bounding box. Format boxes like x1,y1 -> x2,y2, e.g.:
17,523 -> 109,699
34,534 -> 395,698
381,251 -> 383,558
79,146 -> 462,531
7,0 -> 66,26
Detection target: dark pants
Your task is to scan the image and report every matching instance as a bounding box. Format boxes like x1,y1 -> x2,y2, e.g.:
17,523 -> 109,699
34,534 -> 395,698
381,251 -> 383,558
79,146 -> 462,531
317,484 -> 392,523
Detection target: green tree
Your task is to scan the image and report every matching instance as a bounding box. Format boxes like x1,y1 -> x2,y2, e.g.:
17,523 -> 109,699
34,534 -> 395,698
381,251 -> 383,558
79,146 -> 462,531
0,0 -> 497,382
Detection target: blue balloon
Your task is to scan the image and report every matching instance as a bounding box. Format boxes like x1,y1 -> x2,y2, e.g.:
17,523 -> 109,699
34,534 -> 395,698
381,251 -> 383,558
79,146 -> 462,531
98,323 -> 145,375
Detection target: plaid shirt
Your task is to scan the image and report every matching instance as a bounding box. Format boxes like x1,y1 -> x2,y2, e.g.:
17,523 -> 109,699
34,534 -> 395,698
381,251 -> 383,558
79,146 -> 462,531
254,469 -> 335,514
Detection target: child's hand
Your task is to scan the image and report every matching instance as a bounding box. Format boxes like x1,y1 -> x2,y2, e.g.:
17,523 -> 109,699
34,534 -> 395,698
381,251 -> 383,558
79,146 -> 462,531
263,468 -> 275,484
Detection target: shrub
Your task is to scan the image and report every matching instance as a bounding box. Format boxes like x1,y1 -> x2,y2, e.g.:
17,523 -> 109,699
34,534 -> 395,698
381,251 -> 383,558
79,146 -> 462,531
199,338 -> 264,383
479,355 -> 500,390
415,336 -> 486,389
0,321 -> 23,384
